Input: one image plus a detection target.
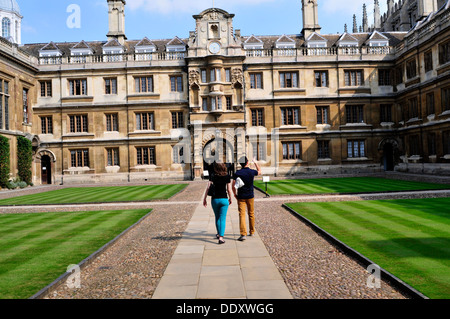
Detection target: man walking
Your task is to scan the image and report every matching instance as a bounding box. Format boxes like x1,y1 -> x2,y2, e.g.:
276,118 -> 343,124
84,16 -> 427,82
232,156 -> 261,241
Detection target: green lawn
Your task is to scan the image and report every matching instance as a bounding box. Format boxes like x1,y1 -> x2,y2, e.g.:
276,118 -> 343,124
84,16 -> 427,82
0,184 -> 187,206
0,209 -> 150,299
286,198 -> 450,299
255,177 -> 450,195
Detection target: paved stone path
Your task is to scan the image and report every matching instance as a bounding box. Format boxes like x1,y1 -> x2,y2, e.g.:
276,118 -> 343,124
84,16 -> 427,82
152,197 -> 293,299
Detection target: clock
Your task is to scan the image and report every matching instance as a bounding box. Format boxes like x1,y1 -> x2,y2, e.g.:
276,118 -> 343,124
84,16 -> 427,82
209,42 -> 221,54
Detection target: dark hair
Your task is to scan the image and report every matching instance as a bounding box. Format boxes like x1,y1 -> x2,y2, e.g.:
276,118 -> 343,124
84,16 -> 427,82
239,156 -> 249,168
214,162 -> 228,177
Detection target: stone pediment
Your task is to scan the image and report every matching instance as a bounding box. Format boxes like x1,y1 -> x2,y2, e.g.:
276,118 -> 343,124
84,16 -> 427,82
193,8 -> 235,21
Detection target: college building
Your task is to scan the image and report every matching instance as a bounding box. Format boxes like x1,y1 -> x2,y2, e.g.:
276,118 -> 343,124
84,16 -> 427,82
1,0 -> 450,185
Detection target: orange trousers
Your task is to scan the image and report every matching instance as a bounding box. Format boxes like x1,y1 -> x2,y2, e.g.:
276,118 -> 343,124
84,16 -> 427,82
237,198 -> 255,236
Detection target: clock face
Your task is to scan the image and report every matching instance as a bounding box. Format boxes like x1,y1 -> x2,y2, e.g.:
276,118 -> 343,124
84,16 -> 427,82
209,42 -> 221,54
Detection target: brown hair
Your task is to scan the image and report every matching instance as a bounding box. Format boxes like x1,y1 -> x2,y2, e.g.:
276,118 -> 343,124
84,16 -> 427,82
213,162 -> 228,177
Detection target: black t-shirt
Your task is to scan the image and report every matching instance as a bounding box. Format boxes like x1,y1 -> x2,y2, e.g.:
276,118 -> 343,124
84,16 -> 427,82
211,174 -> 231,199
233,167 -> 258,199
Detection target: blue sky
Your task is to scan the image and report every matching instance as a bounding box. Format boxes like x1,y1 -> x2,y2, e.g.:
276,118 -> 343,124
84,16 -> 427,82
19,0 -> 388,45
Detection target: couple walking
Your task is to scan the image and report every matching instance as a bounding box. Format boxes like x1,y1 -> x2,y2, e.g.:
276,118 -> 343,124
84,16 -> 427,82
202,157 -> 262,244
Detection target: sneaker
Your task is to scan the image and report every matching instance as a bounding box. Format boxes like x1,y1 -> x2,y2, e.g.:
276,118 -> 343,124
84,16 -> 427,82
238,235 -> 246,241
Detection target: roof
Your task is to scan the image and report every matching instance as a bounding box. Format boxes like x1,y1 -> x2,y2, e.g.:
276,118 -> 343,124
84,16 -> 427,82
0,0 -> 20,15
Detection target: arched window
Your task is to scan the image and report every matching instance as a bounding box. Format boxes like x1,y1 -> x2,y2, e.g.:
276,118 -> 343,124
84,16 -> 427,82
2,18 -> 11,39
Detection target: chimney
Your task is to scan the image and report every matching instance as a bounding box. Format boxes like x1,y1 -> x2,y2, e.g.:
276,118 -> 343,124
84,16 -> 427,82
301,0 -> 321,38
107,0 -> 127,45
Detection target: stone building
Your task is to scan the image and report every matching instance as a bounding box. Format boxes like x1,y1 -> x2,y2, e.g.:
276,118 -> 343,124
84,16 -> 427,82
1,0 -> 450,185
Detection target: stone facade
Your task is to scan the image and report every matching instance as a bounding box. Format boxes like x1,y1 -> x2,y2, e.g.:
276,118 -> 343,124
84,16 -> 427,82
1,0 -> 450,185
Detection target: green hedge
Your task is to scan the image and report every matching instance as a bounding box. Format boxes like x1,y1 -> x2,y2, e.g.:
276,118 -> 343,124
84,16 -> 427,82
0,135 -> 10,188
17,136 -> 32,185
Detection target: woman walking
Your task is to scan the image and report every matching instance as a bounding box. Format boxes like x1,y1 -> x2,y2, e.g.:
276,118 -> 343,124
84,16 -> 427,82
203,162 -> 233,244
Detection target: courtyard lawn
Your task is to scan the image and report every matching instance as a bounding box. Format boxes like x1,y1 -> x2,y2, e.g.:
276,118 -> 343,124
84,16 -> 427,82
0,184 -> 187,206
286,198 -> 450,299
254,177 -> 450,195
0,209 -> 150,299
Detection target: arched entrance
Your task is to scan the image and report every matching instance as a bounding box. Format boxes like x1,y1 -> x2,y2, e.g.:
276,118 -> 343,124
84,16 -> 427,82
41,155 -> 52,184
35,150 -> 56,185
379,138 -> 399,172
203,137 -> 237,177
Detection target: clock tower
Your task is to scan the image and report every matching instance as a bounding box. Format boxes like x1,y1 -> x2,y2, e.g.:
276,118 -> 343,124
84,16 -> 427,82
187,8 -> 246,180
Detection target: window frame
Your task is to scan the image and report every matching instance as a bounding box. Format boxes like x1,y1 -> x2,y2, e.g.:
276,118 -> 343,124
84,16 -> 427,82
250,72 -> 263,89
282,141 -> 302,160
170,75 -> 183,92
314,71 -> 328,88
347,140 -> 366,158
136,146 -> 156,165
281,107 -> 300,126
69,79 -> 87,96
135,112 -> 155,131
279,71 -> 299,89
40,116 -> 53,134
70,149 -> 89,168
105,77 -> 118,95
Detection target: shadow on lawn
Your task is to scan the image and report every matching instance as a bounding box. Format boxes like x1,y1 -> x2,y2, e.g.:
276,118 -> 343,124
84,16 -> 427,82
365,237 -> 450,260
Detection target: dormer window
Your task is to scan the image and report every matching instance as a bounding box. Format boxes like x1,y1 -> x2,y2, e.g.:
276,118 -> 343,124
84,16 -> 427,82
367,31 -> 389,47
275,35 -> 296,49
306,32 -> 327,48
135,37 -> 157,61
39,42 -> 63,64
337,33 -> 359,47
70,41 -> 93,63
103,39 -> 124,62
243,35 -> 264,50
166,36 -> 186,52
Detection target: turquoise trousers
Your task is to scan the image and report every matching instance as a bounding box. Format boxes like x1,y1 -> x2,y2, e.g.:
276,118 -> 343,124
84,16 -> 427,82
211,198 -> 229,237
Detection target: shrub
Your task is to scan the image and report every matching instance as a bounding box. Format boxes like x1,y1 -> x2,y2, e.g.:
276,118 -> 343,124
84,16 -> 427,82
18,181 -> 28,189
0,135 -> 10,188
17,136 -> 32,185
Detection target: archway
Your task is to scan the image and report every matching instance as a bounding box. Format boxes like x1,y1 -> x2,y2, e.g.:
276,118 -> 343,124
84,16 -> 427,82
203,137 -> 236,178
379,138 -> 399,172
41,155 -> 52,184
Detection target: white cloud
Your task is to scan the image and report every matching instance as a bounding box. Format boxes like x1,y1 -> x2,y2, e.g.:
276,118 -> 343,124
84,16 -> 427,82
126,0 -> 276,15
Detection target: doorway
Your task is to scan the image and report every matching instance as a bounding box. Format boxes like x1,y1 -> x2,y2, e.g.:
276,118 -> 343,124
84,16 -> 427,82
203,138 -> 236,178
41,155 -> 52,184
383,143 -> 394,171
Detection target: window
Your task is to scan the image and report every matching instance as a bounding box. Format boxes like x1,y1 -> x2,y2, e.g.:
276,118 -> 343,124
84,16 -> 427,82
346,105 -> 364,123
226,96 -> 232,111
316,106 -> 329,124
282,142 -> 301,160
394,65 -> 404,85
170,75 -> 183,92
314,71 -> 328,87
378,69 -> 392,86
251,109 -> 264,127
280,71 -> 299,88
380,104 -> 392,123
70,149 -> 89,167
408,98 -> 419,119
2,18 -> 10,38
225,69 -> 231,82
40,81 -> 52,97
136,112 -> 154,130
250,73 -> 263,89
281,107 -> 300,125
251,141 -> 266,161
171,112 -> 184,129
442,87 -> 450,112
428,133 -> 436,156
69,79 -> 87,96
202,98 -> 208,111
105,78 -> 117,95
173,145 -> 184,164
201,69 -> 207,83
0,80 -> 9,130
439,41 -> 450,65
106,113 -> 118,132
210,96 -> 222,111
347,140 -> 365,158
210,69 -> 221,82
409,135 -> 420,156
424,50 -> 433,72
406,59 -> 417,79
107,148 -> 120,166
69,115 -> 88,133
317,140 -> 330,159
23,89 -> 29,124
135,76 -> 153,93
41,116 -> 53,134
426,93 -> 435,115
136,147 -> 156,165
344,70 -> 363,86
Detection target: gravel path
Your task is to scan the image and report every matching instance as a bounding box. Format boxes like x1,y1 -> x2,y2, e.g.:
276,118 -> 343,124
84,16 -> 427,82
43,182 -> 206,299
